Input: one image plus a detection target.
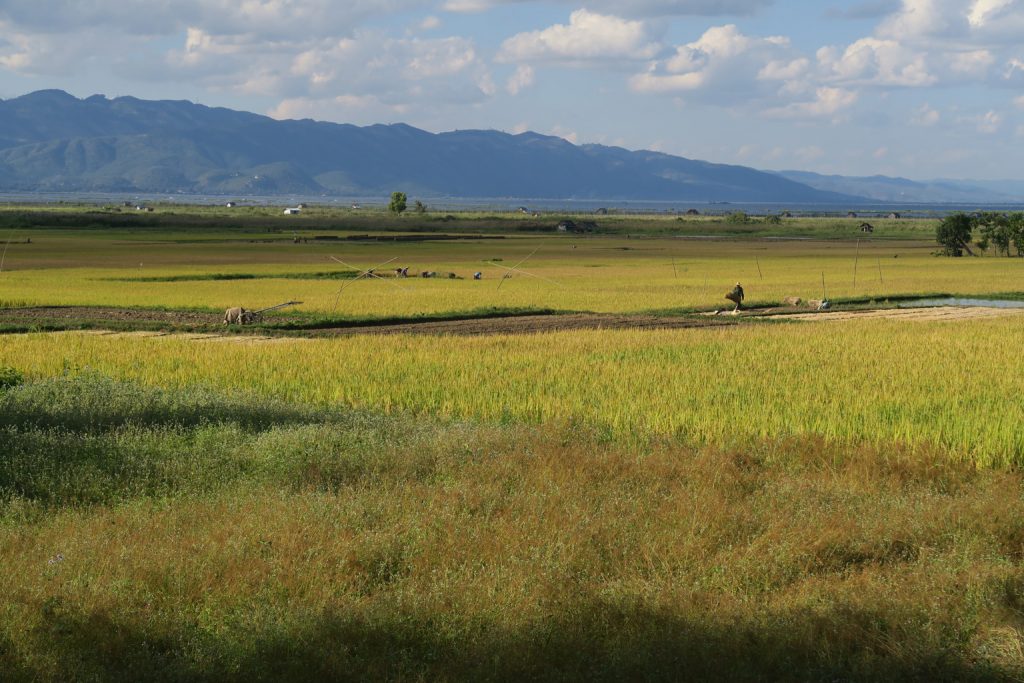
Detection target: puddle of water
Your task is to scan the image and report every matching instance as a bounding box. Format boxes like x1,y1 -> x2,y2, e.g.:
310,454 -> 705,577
898,297 -> 1024,309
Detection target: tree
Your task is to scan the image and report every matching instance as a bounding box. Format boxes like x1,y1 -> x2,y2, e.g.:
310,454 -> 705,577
414,200 -> 427,214
935,213 -> 975,257
977,212 -> 1011,256
1009,213 -> 1024,257
389,191 -> 407,214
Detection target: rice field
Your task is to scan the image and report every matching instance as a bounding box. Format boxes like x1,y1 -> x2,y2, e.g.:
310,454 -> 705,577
2,230 -> 1023,317
4,315 -> 1024,466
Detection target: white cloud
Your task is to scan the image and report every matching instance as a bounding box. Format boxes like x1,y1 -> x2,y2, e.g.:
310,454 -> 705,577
878,0 -> 1024,44
911,103 -> 941,125
269,94 -> 384,120
444,0 -> 771,17
977,109 -> 1002,133
1014,94 -> 1024,109
763,86 -> 858,119
157,28 -> 498,115
419,15 -> 441,30
818,37 -> 934,86
948,48 -> 995,75
498,10 -> 659,64
758,57 -> 810,81
631,24 -> 795,96
548,125 -> 579,143
0,1 -> 434,40
506,65 -> 535,95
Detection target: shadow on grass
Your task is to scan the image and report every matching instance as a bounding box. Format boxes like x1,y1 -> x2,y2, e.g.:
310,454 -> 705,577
8,600 -> 1004,682
0,374 -> 319,433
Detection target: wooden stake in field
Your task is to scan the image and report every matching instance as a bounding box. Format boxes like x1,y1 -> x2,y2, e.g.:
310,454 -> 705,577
672,257 -> 678,279
496,248 -> 539,290
821,271 -> 827,301
853,239 -> 861,289
755,256 -> 763,281
330,255 -> 402,312
0,231 -> 15,273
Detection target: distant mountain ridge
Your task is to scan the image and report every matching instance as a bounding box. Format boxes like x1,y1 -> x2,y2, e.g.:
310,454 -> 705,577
776,170 -> 1024,204
0,89 -> 863,202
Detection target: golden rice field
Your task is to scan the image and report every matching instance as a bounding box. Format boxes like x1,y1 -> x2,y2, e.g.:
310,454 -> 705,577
1,230 -> 1023,316
5,315 -> 1024,466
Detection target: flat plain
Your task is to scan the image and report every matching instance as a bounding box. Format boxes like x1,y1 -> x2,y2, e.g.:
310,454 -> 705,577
2,205 -> 1024,680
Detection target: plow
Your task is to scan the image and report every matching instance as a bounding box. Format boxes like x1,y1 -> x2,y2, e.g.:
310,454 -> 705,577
223,300 -> 303,325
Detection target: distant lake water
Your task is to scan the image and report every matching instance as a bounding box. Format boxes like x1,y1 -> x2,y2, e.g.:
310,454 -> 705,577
2,191 -> 1023,218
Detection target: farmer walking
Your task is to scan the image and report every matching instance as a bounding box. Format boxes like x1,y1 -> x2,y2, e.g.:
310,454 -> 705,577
726,282 -> 744,312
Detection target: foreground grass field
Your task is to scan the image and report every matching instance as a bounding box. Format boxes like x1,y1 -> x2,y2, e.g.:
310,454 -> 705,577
3,375 -> 1024,680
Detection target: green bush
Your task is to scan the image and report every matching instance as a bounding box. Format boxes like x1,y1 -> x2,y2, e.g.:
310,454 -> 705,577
0,366 -> 24,390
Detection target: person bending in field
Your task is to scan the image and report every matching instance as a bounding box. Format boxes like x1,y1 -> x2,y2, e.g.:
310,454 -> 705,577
725,282 -> 744,312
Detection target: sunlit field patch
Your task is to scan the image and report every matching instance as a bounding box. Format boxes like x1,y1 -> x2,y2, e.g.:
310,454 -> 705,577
2,232 -> 1023,316
5,315 -> 1023,465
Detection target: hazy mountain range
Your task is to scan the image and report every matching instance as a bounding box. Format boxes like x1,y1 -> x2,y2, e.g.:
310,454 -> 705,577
0,90 -> 1019,204
776,170 -> 1024,204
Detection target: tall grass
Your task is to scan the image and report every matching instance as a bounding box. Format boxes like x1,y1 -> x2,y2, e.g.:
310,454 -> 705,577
2,376 -> 1024,679
5,318 -> 1024,465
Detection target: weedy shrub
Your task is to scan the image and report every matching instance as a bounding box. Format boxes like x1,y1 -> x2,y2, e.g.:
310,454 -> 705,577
0,371 -> 317,432
0,366 -> 23,390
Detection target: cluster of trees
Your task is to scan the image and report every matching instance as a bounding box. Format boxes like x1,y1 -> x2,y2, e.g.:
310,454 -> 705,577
936,212 -> 1024,257
388,192 -> 427,215
725,211 -> 784,225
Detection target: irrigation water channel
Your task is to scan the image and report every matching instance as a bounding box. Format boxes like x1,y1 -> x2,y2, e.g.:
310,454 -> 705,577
898,298 -> 1024,309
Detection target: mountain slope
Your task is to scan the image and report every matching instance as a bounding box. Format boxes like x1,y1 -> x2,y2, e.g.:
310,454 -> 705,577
0,90 -> 864,201
777,170 -> 1023,204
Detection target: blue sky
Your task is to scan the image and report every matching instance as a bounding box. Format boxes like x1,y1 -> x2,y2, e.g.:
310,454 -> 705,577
1,0 -> 1022,179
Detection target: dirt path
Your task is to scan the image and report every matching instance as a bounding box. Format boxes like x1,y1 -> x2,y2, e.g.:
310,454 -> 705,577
0,306 -> 733,337
307,314 -> 734,336
3,304 -> 1020,340
764,306 -> 1024,322
0,306 -> 217,324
